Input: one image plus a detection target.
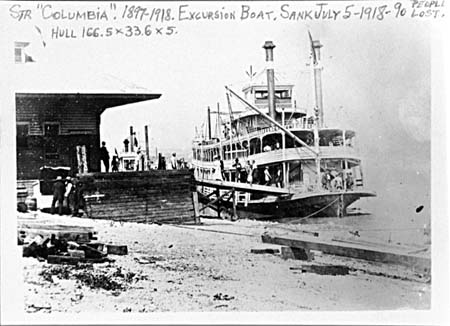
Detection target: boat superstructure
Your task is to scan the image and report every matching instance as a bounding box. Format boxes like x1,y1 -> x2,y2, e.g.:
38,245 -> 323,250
192,37 -> 375,219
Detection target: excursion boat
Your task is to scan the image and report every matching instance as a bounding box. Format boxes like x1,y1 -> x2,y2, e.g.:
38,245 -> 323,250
191,38 -> 376,220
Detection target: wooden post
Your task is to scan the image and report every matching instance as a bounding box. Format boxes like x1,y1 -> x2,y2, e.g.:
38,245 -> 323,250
192,191 -> 200,224
344,159 -> 349,191
216,188 -> 221,219
144,125 -> 150,170
282,108 -> 287,188
338,193 -> 344,218
232,188 -> 237,221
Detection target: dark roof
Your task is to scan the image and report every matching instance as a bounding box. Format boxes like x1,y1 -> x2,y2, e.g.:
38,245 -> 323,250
16,92 -> 161,113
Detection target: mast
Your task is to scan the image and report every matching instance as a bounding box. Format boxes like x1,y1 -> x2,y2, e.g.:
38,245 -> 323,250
207,106 -> 212,140
217,102 -> 222,160
226,92 -> 234,161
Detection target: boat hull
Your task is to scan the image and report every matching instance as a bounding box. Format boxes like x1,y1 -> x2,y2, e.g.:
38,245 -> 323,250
199,188 -> 376,220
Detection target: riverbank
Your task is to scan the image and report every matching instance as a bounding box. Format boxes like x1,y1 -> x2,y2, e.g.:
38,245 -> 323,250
21,211 -> 430,313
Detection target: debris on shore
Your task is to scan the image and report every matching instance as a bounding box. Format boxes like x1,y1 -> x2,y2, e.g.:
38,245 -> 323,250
20,211 -> 431,313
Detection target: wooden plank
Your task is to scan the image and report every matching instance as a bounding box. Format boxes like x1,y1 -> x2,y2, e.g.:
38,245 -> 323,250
290,265 -> 349,275
18,223 -> 95,233
106,245 -> 128,255
18,229 -> 92,244
250,248 -> 280,254
47,255 -> 110,265
196,179 -> 290,195
262,233 -> 430,273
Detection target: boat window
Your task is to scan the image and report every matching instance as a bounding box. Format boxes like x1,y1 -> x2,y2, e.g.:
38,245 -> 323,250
250,138 -> 261,155
275,89 -> 291,99
255,91 -> 268,100
262,133 -> 282,151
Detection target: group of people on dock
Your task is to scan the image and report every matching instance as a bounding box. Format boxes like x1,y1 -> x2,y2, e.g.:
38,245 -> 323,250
51,176 -> 85,216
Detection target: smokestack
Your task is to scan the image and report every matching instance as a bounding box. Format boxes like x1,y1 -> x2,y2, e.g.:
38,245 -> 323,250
144,125 -> 150,170
130,126 -> 134,152
207,106 -> 212,139
263,41 -> 276,119
312,39 -> 324,127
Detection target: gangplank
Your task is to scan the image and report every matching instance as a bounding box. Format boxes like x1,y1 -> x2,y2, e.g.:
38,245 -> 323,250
194,179 -> 291,220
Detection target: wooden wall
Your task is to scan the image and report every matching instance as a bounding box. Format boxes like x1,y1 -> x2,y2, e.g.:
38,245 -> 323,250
16,95 -> 102,180
80,170 -> 196,224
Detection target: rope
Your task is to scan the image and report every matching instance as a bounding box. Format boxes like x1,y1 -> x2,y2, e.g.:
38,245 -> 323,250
295,196 -> 341,220
170,224 -> 257,238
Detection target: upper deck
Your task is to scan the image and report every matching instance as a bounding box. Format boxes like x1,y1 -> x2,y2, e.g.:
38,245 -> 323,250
192,124 -> 359,167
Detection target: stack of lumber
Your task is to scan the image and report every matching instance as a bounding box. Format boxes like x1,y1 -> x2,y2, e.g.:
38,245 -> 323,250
80,170 -> 195,224
18,221 -> 96,244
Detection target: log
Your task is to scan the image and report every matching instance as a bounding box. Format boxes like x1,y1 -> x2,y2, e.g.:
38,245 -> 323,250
290,264 -> 349,275
250,248 -> 280,254
262,233 -> 430,272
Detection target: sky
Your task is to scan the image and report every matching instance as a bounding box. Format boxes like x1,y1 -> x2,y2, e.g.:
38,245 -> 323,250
4,1 -> 435,223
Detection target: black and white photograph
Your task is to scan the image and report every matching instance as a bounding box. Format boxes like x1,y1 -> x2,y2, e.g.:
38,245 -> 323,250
0,0 -> 448,324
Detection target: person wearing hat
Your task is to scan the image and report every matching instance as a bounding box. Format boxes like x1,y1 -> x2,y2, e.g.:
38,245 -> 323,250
51,176 -> 66,215
64,176 -> 73,213
99,141 -> 110,172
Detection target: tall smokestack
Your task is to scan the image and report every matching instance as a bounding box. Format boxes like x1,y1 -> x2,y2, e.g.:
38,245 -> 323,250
312,39 -> 324,127
263,41 -> 276,119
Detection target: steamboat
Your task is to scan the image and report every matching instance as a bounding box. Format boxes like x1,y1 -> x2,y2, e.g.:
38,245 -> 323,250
192,36 -> 376,219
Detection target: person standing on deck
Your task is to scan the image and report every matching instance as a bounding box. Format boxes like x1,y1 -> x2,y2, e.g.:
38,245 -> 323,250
346,172 -> 354,190
111,156 -> 119,172
240,161 -> 248,183
218,156 -> 226,181
232,158 -> 242,182
275,168 -> 282,188
252,160 -> 259,185
135,148 -> 145,171
246,160 -> 253,185
51,176 -> 66,215
212,157 -> 223,181
264,166 -> 272,186
99,141 -> 110,172
170,153 -> 177,170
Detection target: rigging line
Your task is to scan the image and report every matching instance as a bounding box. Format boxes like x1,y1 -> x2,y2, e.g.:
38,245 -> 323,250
226,90 -> 242,146
170,224 -> 257,238
295,197 -> 341,220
